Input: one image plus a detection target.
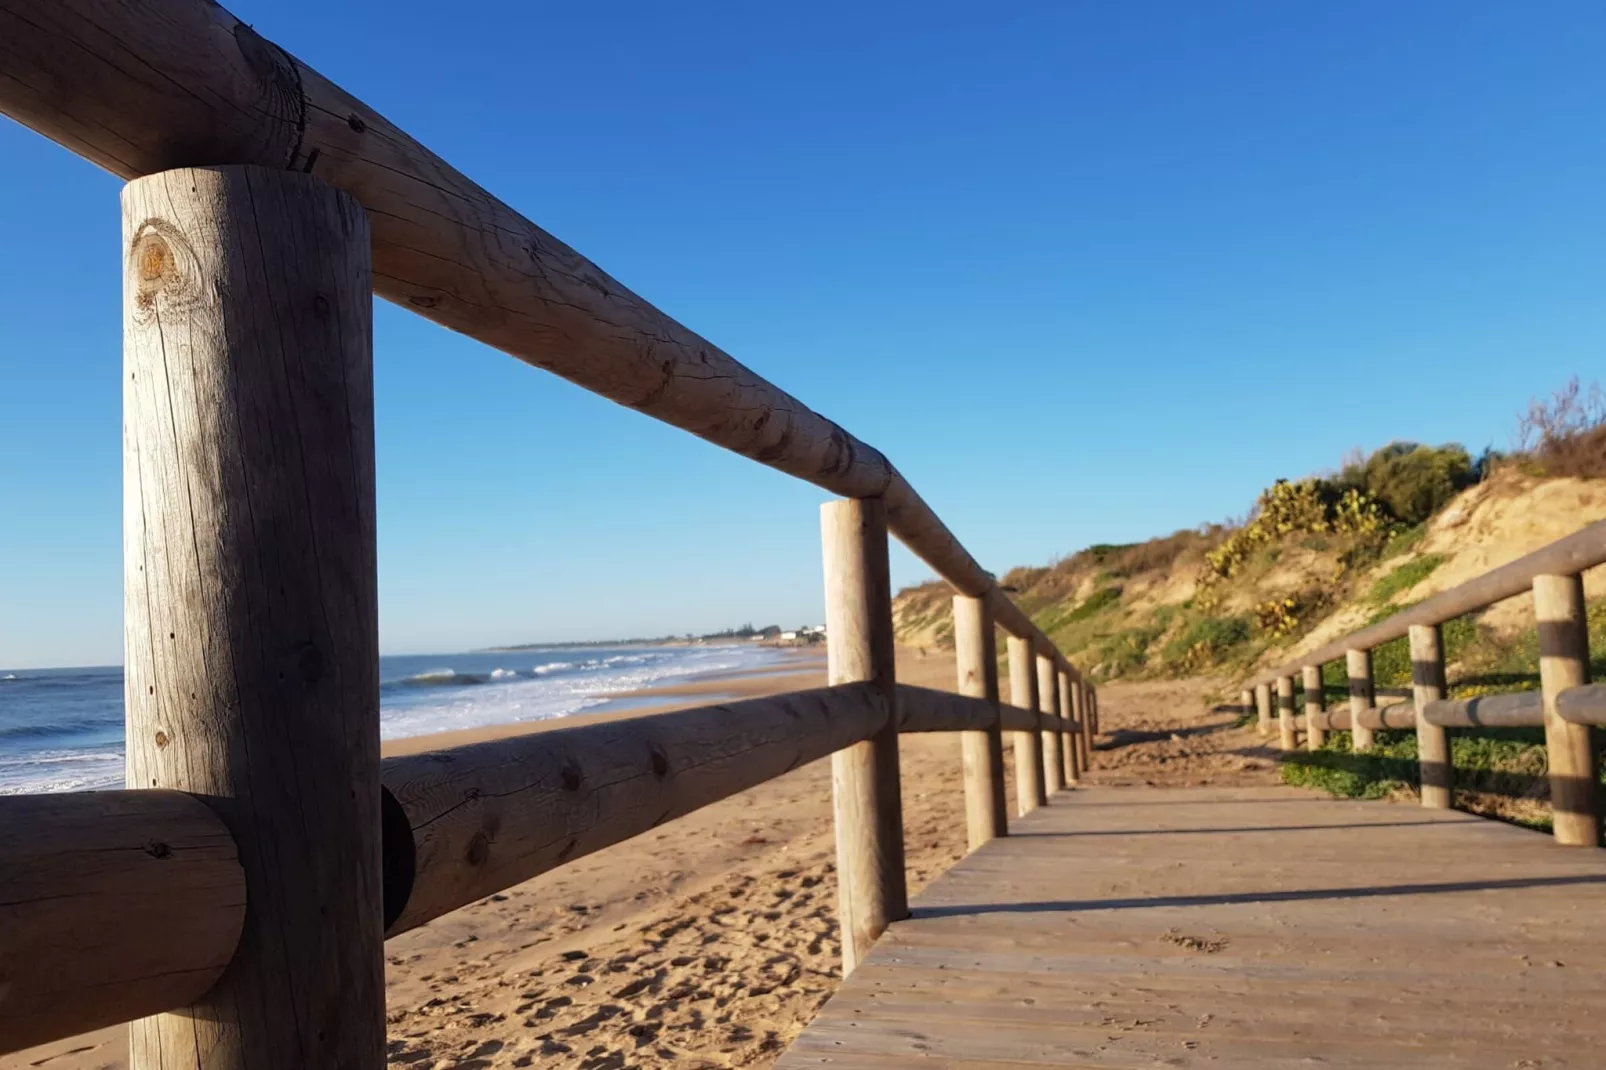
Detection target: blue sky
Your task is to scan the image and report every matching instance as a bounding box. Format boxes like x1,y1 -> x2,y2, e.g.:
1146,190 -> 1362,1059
2,1 -> 1603,668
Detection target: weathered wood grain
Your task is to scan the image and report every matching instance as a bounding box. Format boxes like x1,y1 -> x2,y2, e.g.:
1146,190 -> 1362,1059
1534,574 -> 1599,846
779,785 -> 1606,1069
1347,648 -> 1376,751
1276,674 -> 1297,752
1410,624 -> 1453,810
1557,683 -> 1606,726
1301,665 -> 1326,750
1035,654 -> 1064,794
823,498 -> 908,975
896,685 -> 993,734
1421,690 -> 1544,728
382,683 -> 887,936
0,790 -> 244,1054
952,597 -> 1007,851
1057,671 -> 1080,785
121,166 -> 382,1068
1006,638 -> 1045,816
0,0 -> 1081,665
1254,682 -> 1272,738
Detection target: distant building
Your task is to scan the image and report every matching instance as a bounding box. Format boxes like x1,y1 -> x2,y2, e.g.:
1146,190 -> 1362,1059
779,631 -> 798,641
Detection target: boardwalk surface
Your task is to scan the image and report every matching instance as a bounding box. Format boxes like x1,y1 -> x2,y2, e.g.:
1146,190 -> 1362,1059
779,785 -> 1606,1069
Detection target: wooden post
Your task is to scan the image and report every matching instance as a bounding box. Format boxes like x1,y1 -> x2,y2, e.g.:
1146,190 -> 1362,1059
1083,683 -> 1097,761
1302,665 -> 1326,750
1240,688 -> 1254,723
953,595 -> 1007,851
1006,636 -> 1046,814
121,166 -> 381,1069
1069,677 -> 1088,774
1058,670 -> 1081,784
1534,574 -> 1599,847
1347,649 -> 1376,751
1036,653 -> 1065,794
1254,682 -> 1273,738
1409,624 -> 1453,810
1276,675 -> 1297,752
821,497 -> 908,973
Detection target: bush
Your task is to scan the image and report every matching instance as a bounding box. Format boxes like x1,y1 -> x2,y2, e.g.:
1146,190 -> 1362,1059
1161,614 -> 1250,670
1515,377 -> 1606,479
1336,442 -> 1477,526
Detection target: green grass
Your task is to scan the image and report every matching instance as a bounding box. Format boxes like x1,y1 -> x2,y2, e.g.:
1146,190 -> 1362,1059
1285,595 -> 1606,836
1161,614 -> 1251,666
1367,554 -> 1447,606
1064,586 -> 1122,623
1281,727 -> 1574,835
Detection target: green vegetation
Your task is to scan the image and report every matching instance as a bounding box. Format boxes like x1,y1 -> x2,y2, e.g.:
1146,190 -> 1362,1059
1162,614 -> 1251,670
891,378 -> 1604,693
1063,586 -> 1122,623
1294,599 -> 1606,833
1367,554 -> 1446,606
1335,443 -> 1478,527
1281,729 -> 1560,834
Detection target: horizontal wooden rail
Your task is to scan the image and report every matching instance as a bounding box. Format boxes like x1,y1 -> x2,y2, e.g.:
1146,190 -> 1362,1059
1304,687 -> 1606,733
1249,518 -> 1606,689
897,685 -> 993,733
0,0 -> 1080,676
1303,702 -> 1416,733
1423,691 -> 1546,729
1555,684 -> 1606,726
5,679 -> 1093,1051
0,791 -> 246,1054
896,685 -> 1070,735
381,683 -> 887,936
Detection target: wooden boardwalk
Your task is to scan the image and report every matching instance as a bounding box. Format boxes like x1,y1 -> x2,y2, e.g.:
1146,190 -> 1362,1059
779,786 -> 1606,1069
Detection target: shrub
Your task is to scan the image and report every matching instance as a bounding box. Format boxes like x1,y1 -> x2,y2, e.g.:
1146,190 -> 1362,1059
1515,377 -> 1606,479
1336,442 -> 1477,526
1161,614 -> 1250,671
1202,480 -> 1393,582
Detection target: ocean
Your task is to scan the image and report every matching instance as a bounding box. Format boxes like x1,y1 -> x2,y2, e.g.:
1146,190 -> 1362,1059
0,643 -> 787,795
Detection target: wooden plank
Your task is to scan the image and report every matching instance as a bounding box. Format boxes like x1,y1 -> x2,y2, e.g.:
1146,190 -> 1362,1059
779,785 -> 1606,1069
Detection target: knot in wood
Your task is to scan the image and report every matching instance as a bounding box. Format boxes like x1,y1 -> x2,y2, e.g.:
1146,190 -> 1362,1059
465,830 -> 490,867
128,221 -> 202,322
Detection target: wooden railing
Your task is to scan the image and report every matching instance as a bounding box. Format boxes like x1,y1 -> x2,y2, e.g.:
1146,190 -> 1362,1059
0,2 -> 1096,1063
1240,519 -> 1606,844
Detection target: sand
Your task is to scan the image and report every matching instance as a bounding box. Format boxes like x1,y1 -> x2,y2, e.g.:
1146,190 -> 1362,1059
10,658 -> 1275,1070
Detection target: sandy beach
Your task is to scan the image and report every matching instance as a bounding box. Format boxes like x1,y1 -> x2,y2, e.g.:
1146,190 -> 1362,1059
10,657 -> 1276,1070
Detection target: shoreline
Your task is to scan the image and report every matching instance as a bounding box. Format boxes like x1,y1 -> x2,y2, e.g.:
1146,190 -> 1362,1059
381,649 -> 828,758
7,659 -> 1275,1070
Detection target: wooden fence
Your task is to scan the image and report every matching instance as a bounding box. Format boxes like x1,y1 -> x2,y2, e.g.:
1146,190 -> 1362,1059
0,1 -> 1098,1064
1240,519 -> 1606,844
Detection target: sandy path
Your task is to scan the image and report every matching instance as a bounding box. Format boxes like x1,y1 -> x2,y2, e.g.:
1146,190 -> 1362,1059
12,665 -> 1282,1070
